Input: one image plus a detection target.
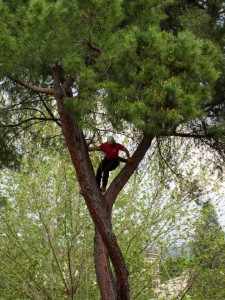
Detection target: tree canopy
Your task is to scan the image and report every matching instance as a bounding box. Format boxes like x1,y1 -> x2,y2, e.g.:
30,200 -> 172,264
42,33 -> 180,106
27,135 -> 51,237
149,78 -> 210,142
1,0 -> 224,140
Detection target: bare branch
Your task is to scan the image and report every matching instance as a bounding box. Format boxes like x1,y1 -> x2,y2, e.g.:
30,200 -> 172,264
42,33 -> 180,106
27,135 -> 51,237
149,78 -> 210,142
156,137 -> 182,178
39,212 -> 70,294
168,132 -> 208,139
38,94 -> 61,127
0,117 -> 60,128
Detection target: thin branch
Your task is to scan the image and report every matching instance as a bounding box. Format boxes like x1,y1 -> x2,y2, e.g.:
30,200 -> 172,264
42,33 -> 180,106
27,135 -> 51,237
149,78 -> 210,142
168,132 -> 208,139
2,221 -> 33,263
42,133 -> 63,140
2,253 -> 51,299
0,117 -> 60,128
1,98 -> 54,111
38,94 -> 61,127
156,137 -> 182,178
39,212 -> 70,294
7,106 -> 49,116
0,219 -> 51,298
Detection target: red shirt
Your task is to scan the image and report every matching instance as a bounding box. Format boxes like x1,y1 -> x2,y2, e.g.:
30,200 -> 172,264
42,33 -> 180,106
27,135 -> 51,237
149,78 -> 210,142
100,142 -> 125,159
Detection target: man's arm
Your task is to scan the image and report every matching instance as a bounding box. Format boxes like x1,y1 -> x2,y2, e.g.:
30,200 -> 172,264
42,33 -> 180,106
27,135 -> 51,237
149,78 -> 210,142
122,147 -> 133,164
88,146 -> 101,152
123,147 -> 131,159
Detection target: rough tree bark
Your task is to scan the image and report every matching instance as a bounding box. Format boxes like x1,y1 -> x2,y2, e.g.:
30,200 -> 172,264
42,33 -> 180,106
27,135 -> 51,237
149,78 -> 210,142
94,229 -> 117,299
52,64 -> 131,299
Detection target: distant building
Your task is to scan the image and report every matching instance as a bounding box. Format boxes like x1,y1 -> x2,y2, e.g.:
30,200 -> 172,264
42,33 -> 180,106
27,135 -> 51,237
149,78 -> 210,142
145,252 -> 160,287
154,272 -> 189,300
146,250 -> 190,299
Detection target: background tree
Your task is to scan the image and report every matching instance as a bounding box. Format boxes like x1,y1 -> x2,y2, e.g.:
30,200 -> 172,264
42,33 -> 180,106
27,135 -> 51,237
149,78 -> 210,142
183,201 -> 225,300
0,0 -> 225,299
0,146 -> 98,299
2,135 -> 218,299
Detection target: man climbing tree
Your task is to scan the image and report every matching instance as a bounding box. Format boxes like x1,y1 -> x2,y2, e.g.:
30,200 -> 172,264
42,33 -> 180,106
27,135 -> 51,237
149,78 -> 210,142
88,136 -> 133,193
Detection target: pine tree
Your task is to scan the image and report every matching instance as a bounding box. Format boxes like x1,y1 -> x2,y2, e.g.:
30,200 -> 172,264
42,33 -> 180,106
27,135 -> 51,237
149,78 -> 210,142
0,1 -> 225,298
187,202 -> 225,299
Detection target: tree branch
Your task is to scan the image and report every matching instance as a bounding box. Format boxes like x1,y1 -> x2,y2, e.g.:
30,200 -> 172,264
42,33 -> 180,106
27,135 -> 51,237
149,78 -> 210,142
39,212 -> 70,294
7,76 -> 54,95
167,132 -> 208,139
38,94 -> 61,127
0,117 -> 60,128
156,137 -> 182,178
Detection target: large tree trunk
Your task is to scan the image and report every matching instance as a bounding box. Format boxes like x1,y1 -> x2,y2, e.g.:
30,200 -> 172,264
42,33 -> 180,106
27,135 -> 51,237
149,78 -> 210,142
52,64 -> 154,299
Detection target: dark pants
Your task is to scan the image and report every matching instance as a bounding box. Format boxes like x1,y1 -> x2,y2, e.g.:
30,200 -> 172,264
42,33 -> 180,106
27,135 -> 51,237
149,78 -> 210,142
96,157 -> 119,188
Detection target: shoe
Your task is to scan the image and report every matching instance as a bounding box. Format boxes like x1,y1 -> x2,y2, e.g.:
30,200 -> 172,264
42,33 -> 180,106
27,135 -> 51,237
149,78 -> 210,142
101,186 -> 106,193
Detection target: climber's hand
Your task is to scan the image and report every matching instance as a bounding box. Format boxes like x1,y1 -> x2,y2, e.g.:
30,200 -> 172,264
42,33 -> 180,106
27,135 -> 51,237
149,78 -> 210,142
127,158 -> 134,164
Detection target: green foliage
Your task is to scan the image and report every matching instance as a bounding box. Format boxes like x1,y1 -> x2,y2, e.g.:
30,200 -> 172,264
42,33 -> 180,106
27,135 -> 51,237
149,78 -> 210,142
187,201 -> 225,299
179,7 -> 212,39
0,78 -> 64,169
161,256 -> 188,281
0,0 -> 223,136
0,127 -> 21,169
0,148 -> 98,299
102,26 -> 221,133
190,202 -> 224,263
1,128 -> 225,298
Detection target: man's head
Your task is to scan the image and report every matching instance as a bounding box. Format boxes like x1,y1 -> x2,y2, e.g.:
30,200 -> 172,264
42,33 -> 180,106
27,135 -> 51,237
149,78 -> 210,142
107,136 -> 115,144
